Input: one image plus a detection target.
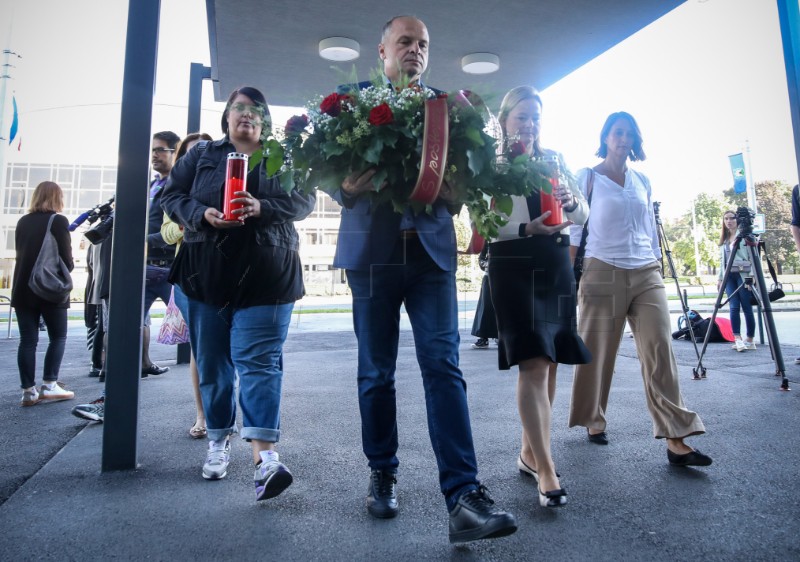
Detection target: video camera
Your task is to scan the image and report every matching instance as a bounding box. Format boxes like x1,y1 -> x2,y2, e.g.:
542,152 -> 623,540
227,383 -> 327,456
70,196 -> 115,245
735,206 -> 756,237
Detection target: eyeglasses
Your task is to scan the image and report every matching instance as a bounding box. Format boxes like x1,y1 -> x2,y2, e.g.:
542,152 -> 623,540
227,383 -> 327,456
151,147 -> 175,154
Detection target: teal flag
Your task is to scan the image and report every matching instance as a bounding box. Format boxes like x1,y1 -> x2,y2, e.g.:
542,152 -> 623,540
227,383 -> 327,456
729,153 -> 746,194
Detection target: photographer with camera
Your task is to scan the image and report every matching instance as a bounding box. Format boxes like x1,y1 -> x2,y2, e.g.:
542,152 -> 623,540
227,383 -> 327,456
718,210 -> 756,352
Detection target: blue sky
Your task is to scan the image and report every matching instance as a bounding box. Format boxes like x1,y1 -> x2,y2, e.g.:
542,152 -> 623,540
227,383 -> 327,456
0,0 -> 796,220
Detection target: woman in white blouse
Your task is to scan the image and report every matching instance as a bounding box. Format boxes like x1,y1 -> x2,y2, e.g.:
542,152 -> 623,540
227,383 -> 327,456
488,86 -> 591,507
568,112 -> 712,467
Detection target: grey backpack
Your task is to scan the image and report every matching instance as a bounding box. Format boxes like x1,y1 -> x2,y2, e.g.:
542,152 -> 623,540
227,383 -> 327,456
29,214 -> 73,303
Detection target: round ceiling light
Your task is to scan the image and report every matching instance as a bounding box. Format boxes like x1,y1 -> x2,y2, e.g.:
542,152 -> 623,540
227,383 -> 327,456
319,37 -> 360,61
461,53 -> 500,74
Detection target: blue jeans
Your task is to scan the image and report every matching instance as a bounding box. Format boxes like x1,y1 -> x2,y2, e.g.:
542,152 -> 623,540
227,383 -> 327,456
144,265 -> 172,325
346,237 -> 479,510
15,306 -> 68,389
725,273 -> 755,338
184,297 -> 293,443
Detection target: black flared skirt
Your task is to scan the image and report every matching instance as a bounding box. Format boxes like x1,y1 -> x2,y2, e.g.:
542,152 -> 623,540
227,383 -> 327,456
487,235 -> 591,370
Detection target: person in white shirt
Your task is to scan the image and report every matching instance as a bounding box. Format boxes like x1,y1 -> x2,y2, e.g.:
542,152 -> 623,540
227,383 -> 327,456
567,111 -> 713,467
488,86 -> 591,507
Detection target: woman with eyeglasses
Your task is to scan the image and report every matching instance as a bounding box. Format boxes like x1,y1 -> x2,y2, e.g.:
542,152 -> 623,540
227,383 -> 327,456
161,86 -> 315,500
717,210 -> 756,352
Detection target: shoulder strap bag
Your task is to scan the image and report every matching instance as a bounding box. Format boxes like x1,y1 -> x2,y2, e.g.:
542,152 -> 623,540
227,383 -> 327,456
758,240 -> 785,302
29,214 -> 73,303
572,169 -> 595,289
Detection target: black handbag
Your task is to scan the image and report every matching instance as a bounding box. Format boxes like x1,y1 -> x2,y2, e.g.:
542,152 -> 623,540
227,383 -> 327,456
759,240 -> 785,302
28,214 -> 73,303
573,169 -> 595,289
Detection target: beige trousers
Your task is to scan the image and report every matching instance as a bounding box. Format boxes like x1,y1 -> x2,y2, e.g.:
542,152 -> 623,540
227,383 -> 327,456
568,258 -> 705,439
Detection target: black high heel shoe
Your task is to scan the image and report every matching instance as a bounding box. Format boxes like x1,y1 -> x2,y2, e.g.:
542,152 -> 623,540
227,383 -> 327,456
538,487 -> 567,508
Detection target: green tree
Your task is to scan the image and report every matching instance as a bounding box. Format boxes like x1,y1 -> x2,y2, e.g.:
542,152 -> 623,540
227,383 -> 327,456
723,180 -> 797,273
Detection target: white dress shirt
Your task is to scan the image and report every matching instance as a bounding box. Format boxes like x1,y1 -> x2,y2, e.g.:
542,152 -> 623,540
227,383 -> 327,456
576,167 -> 661,269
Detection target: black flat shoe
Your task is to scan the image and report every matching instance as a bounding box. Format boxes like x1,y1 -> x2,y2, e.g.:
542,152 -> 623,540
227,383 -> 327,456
141,364 -> 169,376
538,487 -> 567,508
667,449 -> 713,467
366,469 -> 398,519
449,486 -> 517,543
88,368 -> 101,378
587,430 -> 609,445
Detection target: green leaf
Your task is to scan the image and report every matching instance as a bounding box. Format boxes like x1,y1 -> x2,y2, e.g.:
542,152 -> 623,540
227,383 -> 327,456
248,150 -> 264,172
265,139 -> 284,177
494,195 -> 513,216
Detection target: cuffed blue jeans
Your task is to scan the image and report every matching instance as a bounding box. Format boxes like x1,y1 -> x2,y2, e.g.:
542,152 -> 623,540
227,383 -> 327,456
346,237 -> 479,511
184,297 -> 293,443
725,273 -> 755,338
16,306 -> 68,389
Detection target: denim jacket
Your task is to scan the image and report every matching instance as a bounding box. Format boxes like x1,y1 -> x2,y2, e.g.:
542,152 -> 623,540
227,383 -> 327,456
161,138 -> 315,251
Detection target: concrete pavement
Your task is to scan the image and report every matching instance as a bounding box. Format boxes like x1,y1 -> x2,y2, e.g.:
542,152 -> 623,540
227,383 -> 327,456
1,302 -> 799,561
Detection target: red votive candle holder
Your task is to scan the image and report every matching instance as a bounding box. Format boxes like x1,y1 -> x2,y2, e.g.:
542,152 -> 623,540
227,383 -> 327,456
223,152 -> 248,221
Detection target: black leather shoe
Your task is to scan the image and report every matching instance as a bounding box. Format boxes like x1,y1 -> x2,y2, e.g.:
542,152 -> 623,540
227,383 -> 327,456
88,368 -> 101,378
448,486 -> 517,544
366,470 -> 398,519
668,449 -> 713,467
587,430 -> 609,445
142,364 -> 169,376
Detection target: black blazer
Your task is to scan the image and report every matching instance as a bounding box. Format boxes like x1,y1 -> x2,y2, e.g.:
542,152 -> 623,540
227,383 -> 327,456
11,212 -> 74,309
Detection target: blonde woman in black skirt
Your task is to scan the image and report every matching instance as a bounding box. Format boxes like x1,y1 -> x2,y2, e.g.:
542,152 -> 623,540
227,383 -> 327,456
488,86 -> 591,507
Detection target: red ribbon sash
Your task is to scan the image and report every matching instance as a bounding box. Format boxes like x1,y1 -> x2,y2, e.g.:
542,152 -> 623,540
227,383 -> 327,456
410,97 -> 449,204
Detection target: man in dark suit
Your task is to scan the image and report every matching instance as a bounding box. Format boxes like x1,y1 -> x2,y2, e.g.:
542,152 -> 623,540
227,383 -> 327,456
333,15 -> 517,544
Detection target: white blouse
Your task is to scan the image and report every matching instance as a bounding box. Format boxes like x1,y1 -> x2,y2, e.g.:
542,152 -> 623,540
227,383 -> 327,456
576,167 -> 661,269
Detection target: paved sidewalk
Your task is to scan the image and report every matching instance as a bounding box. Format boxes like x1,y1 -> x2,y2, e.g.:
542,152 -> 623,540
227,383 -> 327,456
1,311 -> 799,560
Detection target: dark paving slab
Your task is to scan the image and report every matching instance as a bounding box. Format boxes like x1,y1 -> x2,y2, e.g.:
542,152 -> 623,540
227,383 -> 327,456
1,321 -> 799,560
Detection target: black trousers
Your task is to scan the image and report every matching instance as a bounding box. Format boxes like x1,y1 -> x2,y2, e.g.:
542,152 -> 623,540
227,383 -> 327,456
16,306 -> 68,389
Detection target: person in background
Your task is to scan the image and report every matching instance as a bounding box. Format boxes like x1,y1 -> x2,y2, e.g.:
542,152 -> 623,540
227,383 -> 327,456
568,111 -> 712,468
12,181 -> 75,407
333,15 -> 517,543
162,86 -> 315,500
160,132 -> 213,439
488,86 -> 590,507
791,184 -> 800,365
142,130 -> 181,377
717,210 -> 756,352
470,244 -> 497,349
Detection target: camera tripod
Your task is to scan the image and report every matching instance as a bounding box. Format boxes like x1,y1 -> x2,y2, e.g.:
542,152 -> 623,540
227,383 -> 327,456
653,202 -> 704,376
693,213 -> 788,391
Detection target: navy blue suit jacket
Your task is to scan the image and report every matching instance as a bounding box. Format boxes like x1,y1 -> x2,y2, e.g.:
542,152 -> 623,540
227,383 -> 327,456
332,80 -> 458,272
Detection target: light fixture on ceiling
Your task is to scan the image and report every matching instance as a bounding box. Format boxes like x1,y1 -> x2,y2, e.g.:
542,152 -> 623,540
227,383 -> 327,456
319,37 -> 360,61
461,53 -> 500,74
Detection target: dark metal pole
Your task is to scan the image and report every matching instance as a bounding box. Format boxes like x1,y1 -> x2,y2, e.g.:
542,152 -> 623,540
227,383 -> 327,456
187,63 -> 211,133
777,0 -> 800,184
102,0 -> 161,471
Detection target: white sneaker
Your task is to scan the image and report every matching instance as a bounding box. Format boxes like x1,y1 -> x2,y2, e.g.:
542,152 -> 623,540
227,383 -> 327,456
254,456 -> 293,501
734,339 -> 746,352
39,381 -> 75,402
744,340 -> 756,351
203,439 -> 231,480
21,387 -> 40,407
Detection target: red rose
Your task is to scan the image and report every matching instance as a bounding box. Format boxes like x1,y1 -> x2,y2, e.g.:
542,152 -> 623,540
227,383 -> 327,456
285,114 -> 309,134
368,103 -> 394,126
320,92 -> 342,116
508,140 -> 527,159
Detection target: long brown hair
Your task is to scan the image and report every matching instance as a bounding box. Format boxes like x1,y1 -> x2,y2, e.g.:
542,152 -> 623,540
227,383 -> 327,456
28,181 -> 64,213
719,210 -> 736,246
174,132 -> 213,162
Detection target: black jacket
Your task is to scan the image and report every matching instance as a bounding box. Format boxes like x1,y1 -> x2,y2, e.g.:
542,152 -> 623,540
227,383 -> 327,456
161,138 -> 315,252
11,212 -> 74,309
147,180 -> 174,263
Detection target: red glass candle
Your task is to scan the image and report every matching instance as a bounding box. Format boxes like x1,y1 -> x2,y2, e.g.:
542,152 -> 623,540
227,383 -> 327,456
223,152 -> 248,221
538,155 -> 562,226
